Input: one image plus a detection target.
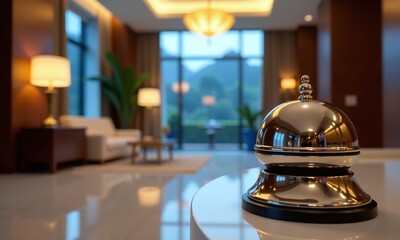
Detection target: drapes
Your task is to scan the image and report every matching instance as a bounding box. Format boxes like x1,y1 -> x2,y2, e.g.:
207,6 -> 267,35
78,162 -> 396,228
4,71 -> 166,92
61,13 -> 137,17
135,33 -> 161,139
262,31 -> 296,113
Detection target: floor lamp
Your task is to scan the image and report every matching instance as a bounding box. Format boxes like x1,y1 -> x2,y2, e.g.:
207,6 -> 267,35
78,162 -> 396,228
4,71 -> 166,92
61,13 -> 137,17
30,55 -> 71,127
138,88 -> 161,140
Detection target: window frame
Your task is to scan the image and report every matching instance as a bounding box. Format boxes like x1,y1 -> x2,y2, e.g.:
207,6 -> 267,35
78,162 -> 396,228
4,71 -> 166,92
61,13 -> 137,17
161,30 -> 263,149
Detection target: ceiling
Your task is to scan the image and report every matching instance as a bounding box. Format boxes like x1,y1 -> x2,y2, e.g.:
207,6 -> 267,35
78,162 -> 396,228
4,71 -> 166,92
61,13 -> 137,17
98,0 -> 321,32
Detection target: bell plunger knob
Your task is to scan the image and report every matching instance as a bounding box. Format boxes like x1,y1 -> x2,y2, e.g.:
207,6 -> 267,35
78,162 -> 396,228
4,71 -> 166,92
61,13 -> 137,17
298,75 -> 313,102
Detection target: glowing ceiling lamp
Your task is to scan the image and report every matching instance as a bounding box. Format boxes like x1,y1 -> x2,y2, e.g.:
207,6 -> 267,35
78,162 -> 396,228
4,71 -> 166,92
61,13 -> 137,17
183,0 -> 235,38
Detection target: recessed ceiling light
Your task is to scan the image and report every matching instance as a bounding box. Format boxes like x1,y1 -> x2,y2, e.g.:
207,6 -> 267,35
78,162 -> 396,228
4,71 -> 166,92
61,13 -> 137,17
144,0 -> 274,18
304,14 -> 313,22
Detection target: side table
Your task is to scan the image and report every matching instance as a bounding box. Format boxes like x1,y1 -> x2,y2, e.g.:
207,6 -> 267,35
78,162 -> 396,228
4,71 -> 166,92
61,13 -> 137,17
128,139 -> 175,164
19,127 -> 86,173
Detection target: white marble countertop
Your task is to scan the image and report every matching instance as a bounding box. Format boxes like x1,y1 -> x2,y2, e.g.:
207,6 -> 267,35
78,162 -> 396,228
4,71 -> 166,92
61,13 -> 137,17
191,157 -> 400,240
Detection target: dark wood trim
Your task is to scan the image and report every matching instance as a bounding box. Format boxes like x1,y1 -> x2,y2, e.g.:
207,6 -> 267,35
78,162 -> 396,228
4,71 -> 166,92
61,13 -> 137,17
0,0 -> 14,173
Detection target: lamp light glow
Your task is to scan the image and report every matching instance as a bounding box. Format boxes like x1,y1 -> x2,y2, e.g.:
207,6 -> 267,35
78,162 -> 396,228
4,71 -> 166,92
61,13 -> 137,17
138,88 -> 161,108
138,187 -> 161,207
304,14 -> 313,22
202,95 -> 216,106
281,78 -> 297,90
172,81 -> 190,94
183,8 -> 235,37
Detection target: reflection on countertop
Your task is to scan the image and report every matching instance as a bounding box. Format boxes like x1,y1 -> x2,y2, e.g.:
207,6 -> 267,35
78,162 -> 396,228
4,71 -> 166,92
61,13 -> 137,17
191,157 -> 400,240
0,150 -> 259,240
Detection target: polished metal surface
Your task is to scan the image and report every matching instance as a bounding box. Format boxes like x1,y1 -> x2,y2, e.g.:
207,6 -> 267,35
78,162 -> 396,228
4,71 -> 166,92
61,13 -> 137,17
255,153 -> 360,168
247,75 -> 373,212
247,168 -> 372,209
255,75 -> 360,167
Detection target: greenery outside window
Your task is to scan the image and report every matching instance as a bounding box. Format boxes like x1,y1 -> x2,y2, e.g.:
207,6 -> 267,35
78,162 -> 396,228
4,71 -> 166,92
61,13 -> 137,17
160,30 -> 263,149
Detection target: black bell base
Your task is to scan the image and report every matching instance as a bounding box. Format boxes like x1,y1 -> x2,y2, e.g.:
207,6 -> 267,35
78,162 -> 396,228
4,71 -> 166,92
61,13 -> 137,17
242,194 -> 377,224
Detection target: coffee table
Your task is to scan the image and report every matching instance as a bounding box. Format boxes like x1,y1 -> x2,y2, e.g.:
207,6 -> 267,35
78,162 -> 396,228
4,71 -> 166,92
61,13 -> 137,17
128,139 -> 175,164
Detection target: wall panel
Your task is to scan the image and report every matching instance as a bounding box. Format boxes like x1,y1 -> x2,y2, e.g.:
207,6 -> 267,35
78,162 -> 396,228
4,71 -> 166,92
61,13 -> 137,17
296,26 -> 317,98
318,0 -> 382,147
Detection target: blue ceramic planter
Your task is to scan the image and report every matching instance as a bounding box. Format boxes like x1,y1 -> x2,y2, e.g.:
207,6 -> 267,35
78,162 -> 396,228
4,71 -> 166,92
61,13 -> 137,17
242,128 -> 257,151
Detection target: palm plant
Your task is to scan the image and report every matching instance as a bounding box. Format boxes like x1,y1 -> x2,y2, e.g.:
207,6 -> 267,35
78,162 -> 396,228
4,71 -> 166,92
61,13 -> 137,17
88,52 -> 148,129
237,104 -> 263,130
237,104 -> 263,151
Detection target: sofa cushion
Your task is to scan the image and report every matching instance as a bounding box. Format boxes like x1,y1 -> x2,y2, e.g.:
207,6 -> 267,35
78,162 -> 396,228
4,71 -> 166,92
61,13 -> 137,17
60,116 -> 115,136
106,136 -> 137,150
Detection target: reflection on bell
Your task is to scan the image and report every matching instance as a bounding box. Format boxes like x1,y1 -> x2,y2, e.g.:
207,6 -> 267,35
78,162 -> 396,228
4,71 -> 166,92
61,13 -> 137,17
242,75 -> 377,223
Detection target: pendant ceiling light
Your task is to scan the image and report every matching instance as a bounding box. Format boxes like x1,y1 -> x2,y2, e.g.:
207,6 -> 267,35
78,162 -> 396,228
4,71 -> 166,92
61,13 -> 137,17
183,0 -> 235,38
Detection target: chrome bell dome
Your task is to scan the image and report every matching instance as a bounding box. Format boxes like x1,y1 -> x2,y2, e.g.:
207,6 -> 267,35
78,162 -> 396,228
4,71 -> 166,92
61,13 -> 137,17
255,75 -> 360,168
243,75 -> 377,223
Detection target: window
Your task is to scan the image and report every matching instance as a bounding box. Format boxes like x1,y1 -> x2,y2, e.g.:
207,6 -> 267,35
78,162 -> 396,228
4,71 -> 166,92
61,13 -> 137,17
160,31 -> 264,149
65,9 -> 100,117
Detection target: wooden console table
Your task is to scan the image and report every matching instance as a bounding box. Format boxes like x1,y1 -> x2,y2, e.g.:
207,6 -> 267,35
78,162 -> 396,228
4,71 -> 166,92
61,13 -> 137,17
128,139 -> 175,164
19,128 -> 86,173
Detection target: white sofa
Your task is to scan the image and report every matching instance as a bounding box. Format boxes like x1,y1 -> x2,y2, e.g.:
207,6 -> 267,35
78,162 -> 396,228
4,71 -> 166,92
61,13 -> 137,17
60,115 -> 141,163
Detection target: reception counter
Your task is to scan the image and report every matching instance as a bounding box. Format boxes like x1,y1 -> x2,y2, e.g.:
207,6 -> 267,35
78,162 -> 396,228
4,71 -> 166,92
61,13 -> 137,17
191,155 -> 400,239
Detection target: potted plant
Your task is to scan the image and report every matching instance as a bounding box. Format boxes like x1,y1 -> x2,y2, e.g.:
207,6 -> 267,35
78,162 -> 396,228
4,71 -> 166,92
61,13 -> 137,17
89,52 -> 148,129
237,104 -> 263,151
166,110 -> 179,139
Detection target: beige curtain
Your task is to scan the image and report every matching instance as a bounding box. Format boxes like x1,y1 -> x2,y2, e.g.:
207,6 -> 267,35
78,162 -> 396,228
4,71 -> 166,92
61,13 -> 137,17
262,31 -> 296,113
136,33 -> 161,139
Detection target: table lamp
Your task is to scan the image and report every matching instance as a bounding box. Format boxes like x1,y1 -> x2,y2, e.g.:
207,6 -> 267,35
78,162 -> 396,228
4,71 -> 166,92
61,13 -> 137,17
138,88 -> 161,139
30,55 -> 71,127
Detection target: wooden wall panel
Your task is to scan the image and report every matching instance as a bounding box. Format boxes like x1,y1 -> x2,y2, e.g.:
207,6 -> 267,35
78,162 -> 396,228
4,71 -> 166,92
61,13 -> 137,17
111,16 -> 137,67
318,0 -> 382,147
383,0 -> 400,147
110,16 -> 140,129
0,0 -> 56,173
296,26 -> 318,98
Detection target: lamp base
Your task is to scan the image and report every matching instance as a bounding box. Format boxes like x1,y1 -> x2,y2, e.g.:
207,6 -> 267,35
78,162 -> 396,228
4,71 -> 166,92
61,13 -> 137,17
42,114 -> 58,128
242,194 -> 377,223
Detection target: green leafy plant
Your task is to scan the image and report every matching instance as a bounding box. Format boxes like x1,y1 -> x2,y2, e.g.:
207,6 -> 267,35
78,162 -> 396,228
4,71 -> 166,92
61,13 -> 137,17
237,104 -> 263,130
88,52 -> 148,129
168,110 -> 179,130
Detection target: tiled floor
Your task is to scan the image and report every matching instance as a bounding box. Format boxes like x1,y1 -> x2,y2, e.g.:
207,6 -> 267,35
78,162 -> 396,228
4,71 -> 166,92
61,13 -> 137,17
0,150 -> 260,240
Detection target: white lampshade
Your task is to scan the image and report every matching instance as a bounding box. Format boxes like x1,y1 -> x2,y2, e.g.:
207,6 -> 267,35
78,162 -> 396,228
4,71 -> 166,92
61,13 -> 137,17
183,9 -> 235,37
31,55 -> 71,88
138,88 -> 161,108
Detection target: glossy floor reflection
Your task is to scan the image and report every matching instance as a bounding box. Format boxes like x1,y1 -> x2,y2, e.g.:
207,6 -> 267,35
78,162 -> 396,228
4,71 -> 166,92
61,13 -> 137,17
0,150 -> 259,240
